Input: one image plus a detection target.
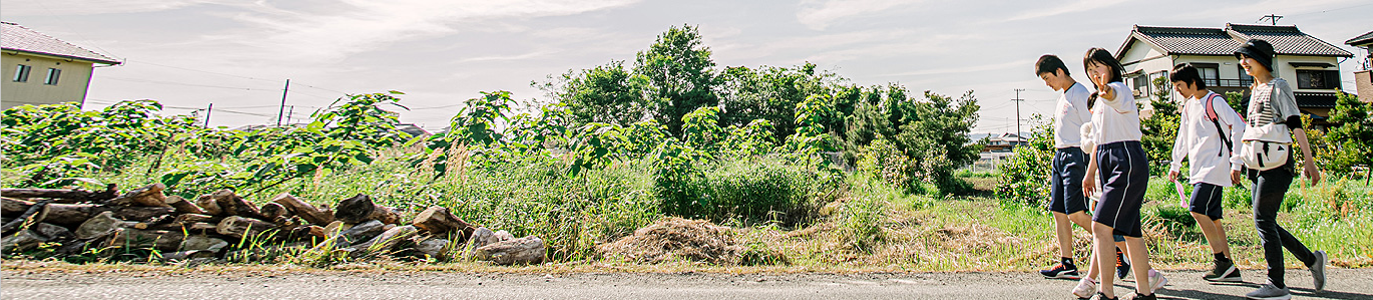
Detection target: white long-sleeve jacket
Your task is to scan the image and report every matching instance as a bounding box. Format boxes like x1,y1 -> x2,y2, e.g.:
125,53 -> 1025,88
1170,91 -> 1246,186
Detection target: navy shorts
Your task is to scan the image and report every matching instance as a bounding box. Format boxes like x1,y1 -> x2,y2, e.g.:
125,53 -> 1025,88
1189,183 -> 1224,220
1049,147 -> 1089,214
1092,141 -> 1149,238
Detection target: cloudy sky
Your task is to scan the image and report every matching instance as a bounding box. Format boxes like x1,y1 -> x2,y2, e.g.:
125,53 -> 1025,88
3,0 -> 1370,133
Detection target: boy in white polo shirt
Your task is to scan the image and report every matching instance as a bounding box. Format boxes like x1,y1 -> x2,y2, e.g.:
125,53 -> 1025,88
1167,63 -> 1245,283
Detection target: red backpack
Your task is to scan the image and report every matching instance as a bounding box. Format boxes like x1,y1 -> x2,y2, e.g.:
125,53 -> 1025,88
1199,93 -> 1244,156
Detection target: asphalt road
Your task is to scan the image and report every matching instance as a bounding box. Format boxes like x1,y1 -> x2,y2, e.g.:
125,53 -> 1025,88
3,269 -> 1371,299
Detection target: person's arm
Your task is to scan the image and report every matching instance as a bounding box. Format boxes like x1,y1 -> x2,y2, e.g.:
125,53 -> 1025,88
1217,95 -> 1247,185
1293,128 -> 1321,185
1168,104 -> 1189,182
1272,80 -> 1321,185
1083,146 -> 1098,198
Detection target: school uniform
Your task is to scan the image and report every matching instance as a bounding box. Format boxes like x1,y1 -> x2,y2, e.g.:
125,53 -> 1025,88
1049,82 -> 1092,215
1088,81 -> 1148,238
1169,91 -> 1246,220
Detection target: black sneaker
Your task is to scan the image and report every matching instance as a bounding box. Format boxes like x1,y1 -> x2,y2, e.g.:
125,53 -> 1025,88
1040,262 -> 1081,279
1090,292 -> 1119,300
1128,292 -> 1157,300
1116,249 -> 1131,280
1203,258 -> 1242,282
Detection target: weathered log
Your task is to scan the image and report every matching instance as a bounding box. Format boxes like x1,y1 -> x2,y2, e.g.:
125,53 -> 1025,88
179,235 -> 229,252
307,225 -> 326,239
339,220 -> 386,245
0,184 -> 117,203
323,221 -> 351,239
271,193 -> 333,226
349,225 -> 418,258
331,194 -> 399,225
76,211 -> 127,239
474,236 -> 545,265
411,206 -> 475,235
2,199 -> 174,226
1,229 -> 47,252
210,190 -> 264,219
106,183 -> 169,207
164,196 -> 206,215
108,228 -> 183,252
195,195 -> 223,216
215,216 -> 277,239
492,230 -> 514,242
172,214 -> 218,226
2,197 -> 32,216
466,227 -> 497,251
1,199 -> 51,234
259,202 -> 289,220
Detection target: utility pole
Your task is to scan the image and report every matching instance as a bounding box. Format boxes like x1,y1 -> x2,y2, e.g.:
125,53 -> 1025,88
204,103 -> 213,128
1258,14 -> 1283,25
277,79 -> 290,126
285,105 -> 295,125
1011,88 -> 1025,139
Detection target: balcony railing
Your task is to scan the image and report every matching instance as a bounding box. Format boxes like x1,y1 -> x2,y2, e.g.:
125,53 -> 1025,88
1209,78 -> 1254,88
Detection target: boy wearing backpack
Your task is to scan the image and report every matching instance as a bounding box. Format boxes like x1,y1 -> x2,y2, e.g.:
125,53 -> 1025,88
1167,63 -> 1245,283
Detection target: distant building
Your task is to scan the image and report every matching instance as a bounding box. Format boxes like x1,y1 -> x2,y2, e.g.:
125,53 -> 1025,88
1347,30 -> 1373,103
1115,23 -> 1352,127
979,132 -> 1027,153
2,21 -> 120,110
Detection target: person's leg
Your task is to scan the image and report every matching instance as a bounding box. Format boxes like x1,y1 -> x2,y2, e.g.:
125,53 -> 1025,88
1124,236 -> 1153,295
1053,211 -> 1075,259
1193,213 -> 1229,254
1093,222 -> 1119,298
1252,168 -> 1292,288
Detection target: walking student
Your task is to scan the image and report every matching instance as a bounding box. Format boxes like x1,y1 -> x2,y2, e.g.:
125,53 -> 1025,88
1233,38 -> 1328,300
1167,63 -> 1246,283
1034,54 -> 1136,285
1078,47 -> 1163,300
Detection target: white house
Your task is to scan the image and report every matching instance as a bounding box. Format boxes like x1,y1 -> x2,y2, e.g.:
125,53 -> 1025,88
2,21 -> 121,110
1347,30 -> 1373,103
1115,23 -> 1352,127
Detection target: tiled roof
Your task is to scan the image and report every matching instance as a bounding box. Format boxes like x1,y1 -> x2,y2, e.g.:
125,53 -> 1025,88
1131,26 -> 1244,56
1118,24 -> 1353,61
1,21 -> 120,65
1225,24 -> 1352,57
1348,30 -> 1373,46
1295,92 -> 1338,109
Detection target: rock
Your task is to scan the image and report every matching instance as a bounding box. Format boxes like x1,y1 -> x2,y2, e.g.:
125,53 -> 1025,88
179,235 -> 229,252
160,250 -> 217,262
415,238 -> 451,258
164,195 -> 206,215
339,220 -> 386,245
1,230 -> 47,252
31,222 -> 72,240
411,206 -> 474,235
271,193 -> 333,226
350,225 -> 418,258
215,216 -> 277,239
474,236 -> 545,265
75,211 -> 125,239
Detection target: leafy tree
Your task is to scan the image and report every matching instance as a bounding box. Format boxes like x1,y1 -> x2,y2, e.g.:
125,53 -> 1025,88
1321,92 -> 1373,178
538,61 -> 649,127
996,116 -> 1054,205
717,63 -> 847,142
1140,77 -> 1179,176
634,24 -> 719,137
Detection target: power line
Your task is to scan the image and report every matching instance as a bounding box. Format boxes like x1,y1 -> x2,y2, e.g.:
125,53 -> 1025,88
100,76 -> 278,91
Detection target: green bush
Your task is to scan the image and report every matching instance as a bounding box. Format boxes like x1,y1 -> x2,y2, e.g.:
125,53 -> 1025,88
995,116 -> 1054,206
657,156 -> 836,226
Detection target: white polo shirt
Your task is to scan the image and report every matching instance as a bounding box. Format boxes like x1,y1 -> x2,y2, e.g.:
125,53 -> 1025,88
1170,91 -> 1246,186
1053,82 -> 1092,149
1088,82 -> 1142,145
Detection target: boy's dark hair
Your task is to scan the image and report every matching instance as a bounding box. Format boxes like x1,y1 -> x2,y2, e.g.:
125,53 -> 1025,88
1082,48 -> 1124,83
1170,63 -> 1208,89
1036,54 -> 1070,76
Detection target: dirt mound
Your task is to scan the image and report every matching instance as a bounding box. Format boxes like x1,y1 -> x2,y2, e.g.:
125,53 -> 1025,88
596,217 -> 743,265
934,224 -> 1021,253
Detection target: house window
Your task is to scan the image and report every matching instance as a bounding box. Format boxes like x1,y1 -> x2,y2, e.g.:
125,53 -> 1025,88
43,68 -> 61,85
12,64 -> 31,82
1193,63 -> 1219,87
1147,71 -> 1169,98
1133,75 -> 1149,97
1295,70 -> 1339,89
1238,65 -> 1254,86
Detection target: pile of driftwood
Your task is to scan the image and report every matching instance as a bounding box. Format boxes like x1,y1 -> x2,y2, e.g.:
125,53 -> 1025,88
1,183 -> 545,265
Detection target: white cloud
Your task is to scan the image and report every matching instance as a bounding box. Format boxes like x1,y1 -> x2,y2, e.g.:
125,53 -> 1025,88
0,0 -> 212,16
215,0 -> 641,63
1002,0 -> 1126,22
795,0 -> 923,30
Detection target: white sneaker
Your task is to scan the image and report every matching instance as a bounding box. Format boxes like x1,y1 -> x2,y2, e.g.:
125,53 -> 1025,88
1149,269 -> 1168,292
1072,277 -> 1098,298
